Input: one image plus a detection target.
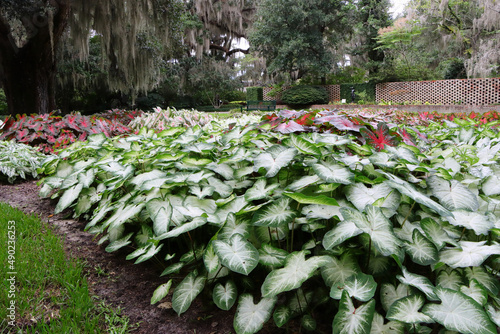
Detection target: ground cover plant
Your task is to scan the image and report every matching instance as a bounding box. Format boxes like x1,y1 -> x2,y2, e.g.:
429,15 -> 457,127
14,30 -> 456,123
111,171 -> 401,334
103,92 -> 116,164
37,111 -> 500,334
0,202 -> 135,332
128,107 -> 213,131
0,140 -> 49,183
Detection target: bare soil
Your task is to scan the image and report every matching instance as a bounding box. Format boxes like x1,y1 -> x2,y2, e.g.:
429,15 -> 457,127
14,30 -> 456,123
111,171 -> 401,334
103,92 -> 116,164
0,181 -> 305,334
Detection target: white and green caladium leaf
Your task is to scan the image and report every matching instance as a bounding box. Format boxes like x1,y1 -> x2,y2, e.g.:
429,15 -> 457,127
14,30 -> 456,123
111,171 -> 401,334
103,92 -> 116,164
207,176 -> 232,198
172,271 -> 206,315
160,262 -> 184,276
135,243 -> 163,264
244,178 -> 280,201
439,241 -> 500,268
213,234 -> 259,276
386,294 -> 433,324
206,162 -> 234,180
55,183 -> 83,214
218,213 -> 250,241
301,314 -> 316,331
261,250 -> 330,298
130,169 -> 166,187
302,203 -> 343,220
105,232 -> 133,253
422,287 -> 497,334
312,161 -> 354,185
284,134 -> 322,155
380,283 -> 411,312
332,291 -> 375,334
283,192 -> 339,206
203,243 -> 220,274
253,146 -> 297,177
104,203 -> 145,230
378,171 -> 452,217
150,279 -> 173,304
436,269 -> 463,290
343,273 -> 377,302
481,174 -> 500,196
465,267 -> 500,296
427,176 -> 479,211
155,217 -> 207,241
445,210 -> 494,236
460,279 -> 488,306
258,243 -> 288,267
233,294 -> 277,334
189,185 -> 215,199
146,198 -> 172,236
273,305 -> 292,328
321,253 -> 360,289
323,220 -> 363,251
213,280 -> 237,311
486,305 -> 500,328
77,168 -> 95,188
345,182 -> 400,217
397,267 -> 438,301
286,175 -> 321,191
404,229 -> 438,266
252,197 -> 297,228
370,312 -> 405,334
420,217 -> 458,250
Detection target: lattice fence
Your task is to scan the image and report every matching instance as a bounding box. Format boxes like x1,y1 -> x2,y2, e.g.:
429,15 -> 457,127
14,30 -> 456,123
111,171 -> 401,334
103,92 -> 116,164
376,78 -> 500,105
263,85 -> 341,102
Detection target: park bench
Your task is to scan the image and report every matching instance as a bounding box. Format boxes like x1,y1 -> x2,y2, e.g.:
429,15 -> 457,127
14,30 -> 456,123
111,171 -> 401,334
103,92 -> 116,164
241,100 -> 276,112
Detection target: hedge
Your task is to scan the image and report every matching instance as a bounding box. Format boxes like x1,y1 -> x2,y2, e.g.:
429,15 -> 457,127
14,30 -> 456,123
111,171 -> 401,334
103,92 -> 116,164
246,87 -> 263,101
340,83 -> 376,103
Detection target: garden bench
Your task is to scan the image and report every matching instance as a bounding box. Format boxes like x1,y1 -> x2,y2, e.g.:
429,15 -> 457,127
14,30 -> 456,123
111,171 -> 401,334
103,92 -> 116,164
241,100 -> 276,112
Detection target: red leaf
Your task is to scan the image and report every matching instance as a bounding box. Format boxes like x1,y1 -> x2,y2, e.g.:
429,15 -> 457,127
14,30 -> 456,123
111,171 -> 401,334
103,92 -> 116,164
360,122 -> 397,151
16,128 -> 29,141
275,120 -> 306,134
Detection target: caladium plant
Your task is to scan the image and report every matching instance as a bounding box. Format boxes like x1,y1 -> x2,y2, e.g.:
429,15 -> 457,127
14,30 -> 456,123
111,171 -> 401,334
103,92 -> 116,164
38,115 -> 500,333
0,140 -> 49,183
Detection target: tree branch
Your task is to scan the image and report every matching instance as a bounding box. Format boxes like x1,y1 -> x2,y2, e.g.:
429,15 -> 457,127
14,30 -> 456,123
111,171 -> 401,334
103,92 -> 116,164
209,43 -> 250,57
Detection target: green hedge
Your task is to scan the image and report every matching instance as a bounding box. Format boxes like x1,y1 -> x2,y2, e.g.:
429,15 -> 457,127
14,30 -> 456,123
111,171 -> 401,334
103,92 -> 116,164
246,87 -> 263,101
281,85 -> 328,105
340,83 -> 376,103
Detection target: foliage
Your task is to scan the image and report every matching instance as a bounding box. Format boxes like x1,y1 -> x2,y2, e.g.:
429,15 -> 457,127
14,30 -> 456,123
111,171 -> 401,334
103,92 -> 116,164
0,89 -> 7,115
301,66 -> 368,85
0,112 -> 131,154
340,83 -> 376,104
0,140 -> 48,183
281,86 -> 328,106
39,111 -> 500,333
128,107 -> 213,131
94,109 -> 143,126
246,87 -> 263,101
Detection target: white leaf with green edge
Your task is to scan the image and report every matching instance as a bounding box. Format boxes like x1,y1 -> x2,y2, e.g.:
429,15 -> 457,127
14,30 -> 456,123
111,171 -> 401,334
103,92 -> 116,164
181,156 -> 212,167
465,267 -> 499,295
420,217 -> 458,250
213,280 -> 237,311
105,232 -> 133,252
445,210 -> 494,236
146,199 -> 172,236
108,225 -> 125,242
206,162 -> 234,180
387,294 -> 433,324
286,175 -> 321,191
77,168 -> 95,188
312,161 -> 354,185
386,146 -> 419,164
160,262 -> 184,276
56,160 -> 74,177
186,170 -> 214,183
189,185 -> 215,199
253,147 -> 297,177
422,287 -> 497,334
171,271 -> 206,315
323,221 -> 363,250
397,267 -> 438,301
302,203 -> 343,220
182,196 -> 217,215
345,206 -> 401,256
317,133 -> 351,146
404,229 -> 438,266
285,134 -> 321,155
55,183 -> 83,214
273,305 -> 292,328
345,182 -> 400,217
460,279 -> 488,306
252,197 -> 297,227
210,196 -> 249,226
203,243 -> 219,274
261,250 -> 330,298
234,166 -> 254,179
105,203 -> 145,230
436,269 -> 462,290
42,176 -> 63,189
439,241 -> 500,268
233,294 -> 277,334
427,176 -> 479,211
321,253 -> 359,288
151,280 -> 173,304
369,152 -> 397,168
482,175 -> 500,196
379,171 -> 452,217
258,243 -> 288,267
486,305 -> 500,327
126,246 -> 148,260
213,234 -> 259,276
284,192 -> 339,206
208,176 -> 232,198
74,194 -> 92,217
344,273 -> 377,302
332,291 -> 375,334
381,283 -> 411,312
156,216 -> 207,240
135,244 -> 163,264
301,314 -> 316,331
245,178 -> 279,201
218,213 -> 250,241
370,312 -> 404,334
130,169 -> 166,187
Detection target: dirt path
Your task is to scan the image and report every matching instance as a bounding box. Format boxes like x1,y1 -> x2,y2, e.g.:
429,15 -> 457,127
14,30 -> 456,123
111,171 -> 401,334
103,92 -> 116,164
1,180 -> 276,334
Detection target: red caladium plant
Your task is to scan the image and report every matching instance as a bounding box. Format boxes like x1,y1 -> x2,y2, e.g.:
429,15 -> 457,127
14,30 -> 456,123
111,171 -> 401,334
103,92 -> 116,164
360,122 -> 398,151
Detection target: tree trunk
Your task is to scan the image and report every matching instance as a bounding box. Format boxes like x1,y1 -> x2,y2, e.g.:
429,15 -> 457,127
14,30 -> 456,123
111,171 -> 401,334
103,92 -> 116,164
0,0 -> 70,116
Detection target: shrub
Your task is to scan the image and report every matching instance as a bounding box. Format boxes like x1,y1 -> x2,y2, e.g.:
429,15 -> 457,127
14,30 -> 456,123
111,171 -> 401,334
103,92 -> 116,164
246,87 -> 263,101
281,85 -> 328,105
0,140 -> 48,183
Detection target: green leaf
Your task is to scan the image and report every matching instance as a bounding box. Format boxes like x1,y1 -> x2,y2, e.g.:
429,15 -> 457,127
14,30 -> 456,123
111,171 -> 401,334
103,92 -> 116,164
245,178 -> 279,201
135,244 -> 163,264
427,176 -> 479,211
285,134 -> 321,155
387,294 -> 433,324
105,232 -> 133,253
160,262 -> 184,276
301,314 -> 316,331
439,241 -> 500,268
55,183 -> 83,214
252,198 -> 297,227
404,229 -> 438,266
253,146 -> 297,177
284,192 -> 339,206
397,267 -> 438,301
332,291 -> 375,334
261,250 -> 329,298
344,273 -> 377,302
213,234 -> 259,276
312,161 -> 354,185
233,294 -> 277,334
151,280 -> 173,304
273,305 -> 292,328
422,287 -> 497,334
258,243 -> 288,267
156,217 -> 207,240
213,280 -> 237,311
465,267 -> 500,296
172,271 -> 206,315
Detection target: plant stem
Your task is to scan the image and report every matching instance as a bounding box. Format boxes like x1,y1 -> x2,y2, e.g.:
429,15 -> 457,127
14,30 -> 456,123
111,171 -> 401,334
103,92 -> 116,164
186,231 -> 197,262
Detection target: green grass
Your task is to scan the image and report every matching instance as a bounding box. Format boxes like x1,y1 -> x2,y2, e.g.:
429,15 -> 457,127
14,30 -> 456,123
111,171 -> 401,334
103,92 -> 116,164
0,202 -> 137,333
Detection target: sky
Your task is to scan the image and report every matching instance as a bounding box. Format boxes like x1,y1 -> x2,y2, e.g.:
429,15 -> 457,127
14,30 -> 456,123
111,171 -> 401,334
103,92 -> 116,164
390,0 -> 409,17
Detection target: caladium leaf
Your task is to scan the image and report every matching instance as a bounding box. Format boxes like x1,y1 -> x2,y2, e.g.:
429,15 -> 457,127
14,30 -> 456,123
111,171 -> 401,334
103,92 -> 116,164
253,146 -> 297,177
445,210 -> 494,236
233,294 -> 277,334
105,232 -> 133,252
284,134 -> 321,155
370,312 -> 405,334
486,305 -> 500,328
387,294 -> 433,324
146,199 -> 172,236
258,243 -> 288,267
344,273 -> 377,302
460,279 -> 488,306
172,271 -> 206,315
436,269 -> 462,290
301,314 -> 316,331
323,221 -> 363,250
160,262 -> 184,276
105,203 -> 145,230
345,182 -> 400,217
284,192 -> 339,206
321,253 -> 360,288
189,185 -> 215,199
55,183 -> 83,214
135,243 -> 163,264
420,217 -> 458,250
439,241 -> 500,268
404,229 -> 438,266
218,213 -> 250,241
156,217 -> 207,240
213,280 -> 237,310
427,176 -> 479,211
206,162 -> 234,180
481,175 -> 500,196
273,305 -> 292,328
213,234 -> 259,276
130,169 -> 166,187
332,291 -> 375,334
381,283 -> 411,312
465,267 -> 500,296
302,203 -> 343,220
77,168 -> 95,188
252,197 -> 297,227
151,280 -> 173,304
203,243 -> 220,274
360,122 -> 397,151
397,267 -> 438,301
312,161 -> 354,185
422,287 -> 497,334
286,175 -> 321,191
245,178 -> 279,201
